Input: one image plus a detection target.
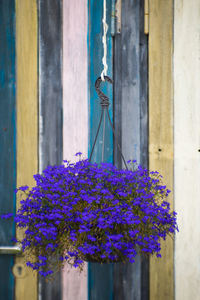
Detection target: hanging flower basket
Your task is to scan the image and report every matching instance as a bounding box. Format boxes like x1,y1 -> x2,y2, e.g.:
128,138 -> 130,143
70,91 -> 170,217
2,154 -> 178,277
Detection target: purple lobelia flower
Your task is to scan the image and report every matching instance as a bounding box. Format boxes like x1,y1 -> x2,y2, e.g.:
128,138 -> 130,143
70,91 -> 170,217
1,156 -> 178,277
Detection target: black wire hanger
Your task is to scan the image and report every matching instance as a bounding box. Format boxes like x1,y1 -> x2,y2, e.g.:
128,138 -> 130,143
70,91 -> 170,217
89,76 -> 128,170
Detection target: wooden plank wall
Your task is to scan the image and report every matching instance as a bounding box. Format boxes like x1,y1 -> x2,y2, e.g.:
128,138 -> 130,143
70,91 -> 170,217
113,0 -> 148,299
149,1 -> 174,300
88,0 -> 114,299
62,1 -> 88,299
174,1 -> 200,299
0,1 -> 16,299
38,1 -> 63,298
15,0 -> 38,299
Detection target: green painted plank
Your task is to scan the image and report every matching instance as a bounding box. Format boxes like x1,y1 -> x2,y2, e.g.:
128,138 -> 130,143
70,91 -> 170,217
0,1 -> 16,299
88,0 -> 113,299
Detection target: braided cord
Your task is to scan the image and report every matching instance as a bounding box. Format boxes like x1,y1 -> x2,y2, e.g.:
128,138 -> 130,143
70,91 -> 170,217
101,0 -> 108,81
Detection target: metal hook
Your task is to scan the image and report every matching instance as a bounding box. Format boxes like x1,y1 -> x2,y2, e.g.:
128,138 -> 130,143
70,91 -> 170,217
90,76 -> 128,170
95,76 -> 113,107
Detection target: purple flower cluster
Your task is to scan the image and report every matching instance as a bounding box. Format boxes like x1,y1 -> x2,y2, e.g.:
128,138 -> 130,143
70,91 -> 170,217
2,157 -> 178,277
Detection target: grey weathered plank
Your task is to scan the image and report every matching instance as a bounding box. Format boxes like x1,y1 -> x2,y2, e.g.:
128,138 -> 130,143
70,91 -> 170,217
39,0 -> 63,167
38,1 -> 63,299
113,0 -> 149,299
139,1 -> 149,298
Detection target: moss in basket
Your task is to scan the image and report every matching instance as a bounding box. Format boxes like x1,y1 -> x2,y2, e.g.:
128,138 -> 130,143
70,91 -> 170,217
1,153 -> 178,277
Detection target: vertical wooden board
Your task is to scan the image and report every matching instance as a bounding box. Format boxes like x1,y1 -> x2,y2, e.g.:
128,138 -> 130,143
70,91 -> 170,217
62,1 -> 88,299
174,1 -> 200,299
39,0 -> 63,168
15,1 -> 38,299
88,0 -> 113,164
88,263 -> 113,300
113,1 -> 149,300
149,1 -> 174,300
121,0 -> 140,164
63,0 -> 88,162
139,2 -> 149,295
113,258 -> 141,300
88,0 -> 114,299
0,1 -> 16,299
139,0 -> 148,170
38,1 -> 63,298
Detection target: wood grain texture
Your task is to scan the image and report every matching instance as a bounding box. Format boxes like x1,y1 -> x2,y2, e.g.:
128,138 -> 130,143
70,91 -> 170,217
149,1 -> 174,299
174,1 -> 200,299
38,1 -> 63,298
15,0 -> 38,299
88,263 -> 114,300
0,1 -> 16,299
113,1 -> 149,299
63,0 -> 88,162
62,1 -> 88,299
88,0 -> 113,164
39,0 -> 63,168
88,0 -> 114,299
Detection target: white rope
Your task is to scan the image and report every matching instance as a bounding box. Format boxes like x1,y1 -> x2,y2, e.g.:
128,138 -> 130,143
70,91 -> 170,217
101,0 -> 108,81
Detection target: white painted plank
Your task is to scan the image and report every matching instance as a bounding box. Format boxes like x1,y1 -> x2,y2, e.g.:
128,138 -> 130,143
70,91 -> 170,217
62,0 -> 88,299
174,1 -> 200,299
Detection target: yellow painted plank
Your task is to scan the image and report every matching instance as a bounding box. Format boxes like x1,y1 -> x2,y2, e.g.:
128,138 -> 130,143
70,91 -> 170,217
149,1 -> 174,300
15,0 -> 38,299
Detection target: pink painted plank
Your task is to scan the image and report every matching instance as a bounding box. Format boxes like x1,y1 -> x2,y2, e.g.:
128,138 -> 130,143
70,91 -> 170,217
62,0 -> 88,299
62,267 -> 87,300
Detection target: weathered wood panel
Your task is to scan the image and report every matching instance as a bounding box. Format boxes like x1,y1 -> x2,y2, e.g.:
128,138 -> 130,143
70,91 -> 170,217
149,1 -> 174,299
62,1 -> 88,299
15,1 -> 38,299
0,1 -> 16,299
38,1 -> 63,298
88,0 -> 113,163
88,0 -> 114,299
63,0 -> 88,162
113,1 -> 149,299
174,1 -> 200,299
39,0 -> 63,168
